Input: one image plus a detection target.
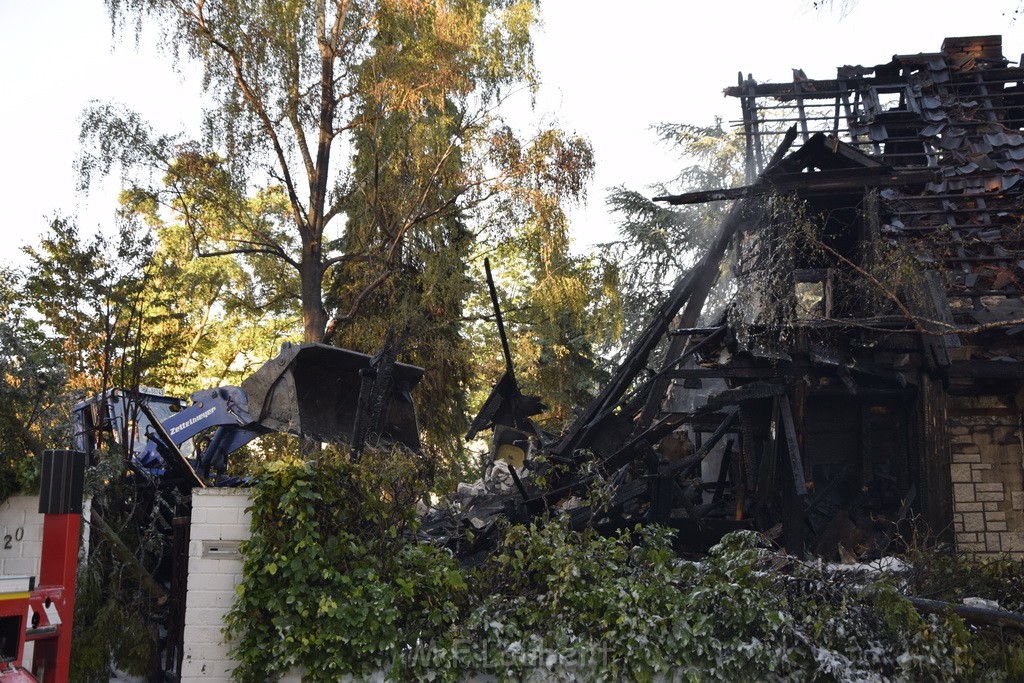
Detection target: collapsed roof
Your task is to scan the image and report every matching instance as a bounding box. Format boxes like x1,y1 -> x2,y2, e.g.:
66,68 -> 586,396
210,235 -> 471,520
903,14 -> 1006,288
426,36 -> 1024,561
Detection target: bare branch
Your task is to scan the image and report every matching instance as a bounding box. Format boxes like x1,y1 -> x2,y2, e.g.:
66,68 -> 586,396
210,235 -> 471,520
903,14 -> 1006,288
321,267 -> 391,343
189,1 -> 310,240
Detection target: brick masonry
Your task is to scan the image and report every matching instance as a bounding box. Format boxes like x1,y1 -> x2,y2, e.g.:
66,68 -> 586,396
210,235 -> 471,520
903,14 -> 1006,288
181,489 -> 253,681
948,397 -> 1024,556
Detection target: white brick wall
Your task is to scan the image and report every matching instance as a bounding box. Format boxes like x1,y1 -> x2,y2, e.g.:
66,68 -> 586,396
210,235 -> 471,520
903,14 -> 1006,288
0,494 -> 45,580
0,494 -> 45,667
180,489 -> 252,682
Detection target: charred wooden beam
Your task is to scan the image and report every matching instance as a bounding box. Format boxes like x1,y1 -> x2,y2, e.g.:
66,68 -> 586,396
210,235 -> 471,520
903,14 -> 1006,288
653,169 -> 938,206
947,360 -> 1024,379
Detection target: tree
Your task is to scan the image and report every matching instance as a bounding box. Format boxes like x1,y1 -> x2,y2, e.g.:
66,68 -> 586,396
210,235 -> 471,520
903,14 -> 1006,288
88,0 -> 545,347
84,0 -> 609,468
0,265 -> 67,496
602,120 -> 745,361
20,218 -> 163,395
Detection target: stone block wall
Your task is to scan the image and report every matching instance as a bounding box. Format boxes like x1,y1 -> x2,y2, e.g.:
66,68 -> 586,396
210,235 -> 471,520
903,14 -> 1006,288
948,398 -> 1024,556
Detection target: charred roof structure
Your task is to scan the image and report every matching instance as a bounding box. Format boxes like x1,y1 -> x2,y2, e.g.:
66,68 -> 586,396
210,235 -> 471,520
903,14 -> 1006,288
429,36 -> 1024,562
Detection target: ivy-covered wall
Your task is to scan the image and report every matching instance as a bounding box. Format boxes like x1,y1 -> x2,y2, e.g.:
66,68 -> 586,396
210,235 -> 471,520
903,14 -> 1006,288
197,456 -> 1019,682
181,489 -> 301,681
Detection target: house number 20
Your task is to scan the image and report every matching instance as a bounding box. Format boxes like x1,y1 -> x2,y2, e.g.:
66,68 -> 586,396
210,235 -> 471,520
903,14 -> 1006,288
3,527 -> 24,550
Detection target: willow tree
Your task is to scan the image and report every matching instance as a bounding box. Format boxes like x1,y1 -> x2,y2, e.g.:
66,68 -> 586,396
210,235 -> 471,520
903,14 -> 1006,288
87,0 -> 544,347
321,7 -> 599,459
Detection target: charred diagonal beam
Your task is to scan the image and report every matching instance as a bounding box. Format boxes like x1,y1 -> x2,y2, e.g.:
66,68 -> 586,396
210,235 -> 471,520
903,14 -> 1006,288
662,326 -> 727,370
630,127 -> 799,437
550,237 -> 729,459
661,410 -> 741,480
550,129 -> 799,461
487,258 -> 516,379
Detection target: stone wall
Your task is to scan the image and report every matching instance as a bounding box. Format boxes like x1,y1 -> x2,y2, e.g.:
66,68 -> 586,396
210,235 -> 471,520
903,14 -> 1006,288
948,396 -> 1024,555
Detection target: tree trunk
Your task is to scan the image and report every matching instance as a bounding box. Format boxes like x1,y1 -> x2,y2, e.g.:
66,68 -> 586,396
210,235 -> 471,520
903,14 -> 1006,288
301,240 -> 328,343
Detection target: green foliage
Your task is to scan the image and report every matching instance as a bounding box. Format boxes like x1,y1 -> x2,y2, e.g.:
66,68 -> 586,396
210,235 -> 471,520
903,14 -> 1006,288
225,449 -> 463,681
230,459 -> 990,682
20,217 -> 165,394
0,263 -> 69,496
602,120 -> 744,365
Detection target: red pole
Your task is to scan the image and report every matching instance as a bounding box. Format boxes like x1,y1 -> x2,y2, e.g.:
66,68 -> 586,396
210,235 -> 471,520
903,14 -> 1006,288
32,512 -> 80,683
30,450 -> 86,683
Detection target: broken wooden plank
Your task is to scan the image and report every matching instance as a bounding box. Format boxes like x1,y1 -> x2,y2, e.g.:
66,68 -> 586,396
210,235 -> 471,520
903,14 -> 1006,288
779,395 -> 808,497
907,596 -> 1024,632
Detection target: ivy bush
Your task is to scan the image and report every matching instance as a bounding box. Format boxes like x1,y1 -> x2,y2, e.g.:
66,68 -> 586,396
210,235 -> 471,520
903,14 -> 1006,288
227,455 -> 1010,682
224,451 -> 465,681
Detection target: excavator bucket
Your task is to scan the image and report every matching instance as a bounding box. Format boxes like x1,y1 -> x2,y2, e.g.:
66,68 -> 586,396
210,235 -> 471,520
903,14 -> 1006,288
240,343 -> 425,451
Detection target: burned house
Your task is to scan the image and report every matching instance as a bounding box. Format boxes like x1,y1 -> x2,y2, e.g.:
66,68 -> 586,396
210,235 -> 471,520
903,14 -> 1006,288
439,35 -> 1024,562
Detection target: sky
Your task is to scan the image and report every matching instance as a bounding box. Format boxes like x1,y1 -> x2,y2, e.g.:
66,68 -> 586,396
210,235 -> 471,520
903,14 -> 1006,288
0,0 -> 1021,267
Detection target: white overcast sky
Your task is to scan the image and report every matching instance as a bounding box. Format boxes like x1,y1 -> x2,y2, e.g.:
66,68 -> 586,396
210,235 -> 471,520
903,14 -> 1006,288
0,1 -> 1021,267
